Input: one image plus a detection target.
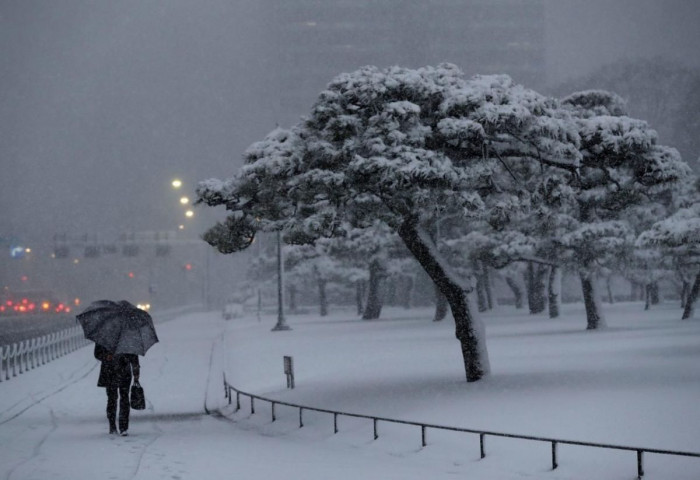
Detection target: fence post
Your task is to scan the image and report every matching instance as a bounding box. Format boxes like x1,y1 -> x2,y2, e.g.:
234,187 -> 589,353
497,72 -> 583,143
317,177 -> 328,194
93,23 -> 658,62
251,397 -> 255,414
552,441 -> 558,470
299,408 -> 304,428
480,433 -> 486,459
334,413 -> 338,434
637,450 -> 644,479
421,425 -> 427,447
373,418 -> 378,440
18,341 -> 25,374
28,339 -> 35,370
11,344 -> 18,377
236,392 -> 241,411
271,402 -> 276,422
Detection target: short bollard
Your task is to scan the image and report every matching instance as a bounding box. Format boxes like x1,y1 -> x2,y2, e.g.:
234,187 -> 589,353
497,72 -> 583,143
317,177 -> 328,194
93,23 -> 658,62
284,356 -> 295,389
552,441 -> 558,470
480,433 -> 486,459
637,450 -> 644,479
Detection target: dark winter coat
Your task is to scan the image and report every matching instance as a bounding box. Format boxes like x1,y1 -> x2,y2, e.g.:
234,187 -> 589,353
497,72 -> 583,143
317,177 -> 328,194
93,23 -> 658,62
94,344 -> 140,388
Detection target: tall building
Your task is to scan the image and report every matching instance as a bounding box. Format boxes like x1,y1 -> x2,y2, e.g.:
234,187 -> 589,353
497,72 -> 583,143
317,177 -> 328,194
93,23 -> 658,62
257,0 -> 546,123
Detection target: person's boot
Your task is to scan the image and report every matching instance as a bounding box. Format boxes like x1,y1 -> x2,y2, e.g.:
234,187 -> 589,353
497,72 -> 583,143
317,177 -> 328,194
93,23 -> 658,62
109,423 -> 117,435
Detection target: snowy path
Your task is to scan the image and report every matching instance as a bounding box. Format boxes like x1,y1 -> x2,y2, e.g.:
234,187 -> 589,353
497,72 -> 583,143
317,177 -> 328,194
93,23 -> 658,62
1,304 -> 699,479
0,312 -> 488,480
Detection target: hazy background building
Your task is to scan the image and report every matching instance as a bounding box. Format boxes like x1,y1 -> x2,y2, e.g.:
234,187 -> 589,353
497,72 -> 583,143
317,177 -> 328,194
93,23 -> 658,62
257,0 -> 545,124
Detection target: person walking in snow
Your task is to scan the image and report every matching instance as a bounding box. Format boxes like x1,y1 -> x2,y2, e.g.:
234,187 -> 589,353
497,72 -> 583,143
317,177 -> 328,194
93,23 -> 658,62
94,344 -> 140,436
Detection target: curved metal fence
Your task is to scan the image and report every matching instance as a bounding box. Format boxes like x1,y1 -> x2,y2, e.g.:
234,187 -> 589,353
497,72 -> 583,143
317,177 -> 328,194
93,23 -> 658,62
0,326 -> 90,382
222,374 -> 700,479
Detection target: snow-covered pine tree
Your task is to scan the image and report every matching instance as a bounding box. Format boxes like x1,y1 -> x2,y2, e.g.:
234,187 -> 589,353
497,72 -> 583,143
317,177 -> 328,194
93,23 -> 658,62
638,201 -> 700,319
560,90 -> 690,329
197,65 -> 582,381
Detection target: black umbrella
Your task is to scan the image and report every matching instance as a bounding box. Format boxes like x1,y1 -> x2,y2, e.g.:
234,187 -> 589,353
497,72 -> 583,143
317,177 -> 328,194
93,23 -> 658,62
76,300 -> 159,355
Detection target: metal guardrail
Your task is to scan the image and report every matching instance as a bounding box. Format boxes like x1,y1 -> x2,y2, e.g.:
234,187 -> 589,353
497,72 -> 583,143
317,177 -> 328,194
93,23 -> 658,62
0,326 -> 90,382
0,305 -> 199,383
222,375 -> 700,479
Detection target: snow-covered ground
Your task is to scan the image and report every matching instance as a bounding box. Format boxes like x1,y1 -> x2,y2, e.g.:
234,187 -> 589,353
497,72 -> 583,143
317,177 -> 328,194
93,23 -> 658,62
1,301 -> 698,479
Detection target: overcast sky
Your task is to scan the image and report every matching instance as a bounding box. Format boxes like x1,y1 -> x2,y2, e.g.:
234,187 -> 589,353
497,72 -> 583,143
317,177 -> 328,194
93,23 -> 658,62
2,0 -> 699,248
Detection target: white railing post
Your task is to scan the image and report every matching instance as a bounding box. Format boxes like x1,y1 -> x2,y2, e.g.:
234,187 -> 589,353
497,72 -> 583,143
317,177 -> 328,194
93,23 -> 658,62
18,341 -> 24,374
0,345 -> 6,381
0,325 -> 89,383
11,344 -> 18,377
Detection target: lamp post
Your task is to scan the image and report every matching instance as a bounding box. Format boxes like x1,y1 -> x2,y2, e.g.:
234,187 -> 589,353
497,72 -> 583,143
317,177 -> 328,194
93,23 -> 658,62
271,230 -> 291,331
170,177 -> 210,310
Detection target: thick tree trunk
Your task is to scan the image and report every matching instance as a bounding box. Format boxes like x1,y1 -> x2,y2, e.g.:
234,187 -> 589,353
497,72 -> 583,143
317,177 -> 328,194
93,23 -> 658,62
433,284 -> 448,322
318,278 -> 328,317
580,272 -> 606,329
288,284 -> 297,313
682,272 -> 700,320
475,263 -> 488,313
362,259 -> 384,320
483,264 -> 494,310
399,219 -> 489,382
650,282 -> 660,305
355,280 -> 366,316
548,266 -> 561,319
505,276 -> 524,309
645,283 -> 652,311
525,262 -> 548,314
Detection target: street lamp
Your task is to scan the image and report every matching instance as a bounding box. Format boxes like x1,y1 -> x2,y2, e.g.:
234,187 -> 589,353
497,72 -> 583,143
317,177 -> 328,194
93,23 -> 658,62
171,179 -> 182,189
271,231 -> 291,331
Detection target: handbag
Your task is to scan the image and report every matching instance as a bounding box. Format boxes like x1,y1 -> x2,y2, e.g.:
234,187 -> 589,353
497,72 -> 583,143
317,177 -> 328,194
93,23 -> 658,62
130,380 -> 146,410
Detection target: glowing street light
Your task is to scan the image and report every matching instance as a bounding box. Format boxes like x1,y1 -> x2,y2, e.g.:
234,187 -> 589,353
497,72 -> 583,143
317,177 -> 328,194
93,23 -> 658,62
185,210 -> 194,218
171,179 -> 182,189
180,196 -> 190,205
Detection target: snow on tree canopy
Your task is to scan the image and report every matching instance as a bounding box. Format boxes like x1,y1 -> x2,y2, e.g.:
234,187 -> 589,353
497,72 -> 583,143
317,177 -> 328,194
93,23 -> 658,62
196,64 -> 583,248
637,203 -> 700,248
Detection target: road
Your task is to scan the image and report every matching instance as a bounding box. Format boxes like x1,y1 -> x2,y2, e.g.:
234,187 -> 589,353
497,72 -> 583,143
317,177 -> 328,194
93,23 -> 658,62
0,314 -> 76,346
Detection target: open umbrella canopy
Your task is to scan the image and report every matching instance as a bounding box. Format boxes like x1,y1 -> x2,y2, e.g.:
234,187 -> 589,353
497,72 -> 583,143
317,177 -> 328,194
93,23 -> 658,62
76,300 -> 158,355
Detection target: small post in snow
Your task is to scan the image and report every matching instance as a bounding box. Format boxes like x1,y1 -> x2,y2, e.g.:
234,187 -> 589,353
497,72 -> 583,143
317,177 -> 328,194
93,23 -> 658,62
284,355 -> 295,389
